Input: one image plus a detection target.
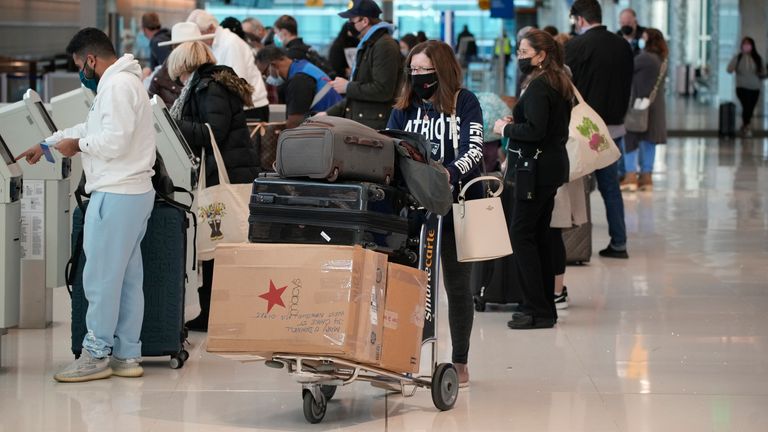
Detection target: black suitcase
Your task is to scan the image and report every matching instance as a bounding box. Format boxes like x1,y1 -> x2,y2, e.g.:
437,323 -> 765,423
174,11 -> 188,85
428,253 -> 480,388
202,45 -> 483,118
275,116 -> 396,184
69,201 -> 190,368
248,177 -> 419,265
719,102 -> 736,138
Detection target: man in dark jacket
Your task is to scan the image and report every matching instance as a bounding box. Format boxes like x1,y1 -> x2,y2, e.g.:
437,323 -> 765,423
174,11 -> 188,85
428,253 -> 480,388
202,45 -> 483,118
324,0 -> 403,130
565,0 -> 633,259
142,13 -> 172,70
618,8 -> 647,56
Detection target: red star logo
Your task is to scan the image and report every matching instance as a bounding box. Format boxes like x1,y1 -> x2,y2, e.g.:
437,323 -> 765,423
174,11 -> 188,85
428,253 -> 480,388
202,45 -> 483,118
259,280 -> 287,313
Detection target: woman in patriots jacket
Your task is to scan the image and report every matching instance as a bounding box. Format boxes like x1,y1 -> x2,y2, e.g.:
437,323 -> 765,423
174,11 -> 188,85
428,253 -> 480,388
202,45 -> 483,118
387,40 -> 484,388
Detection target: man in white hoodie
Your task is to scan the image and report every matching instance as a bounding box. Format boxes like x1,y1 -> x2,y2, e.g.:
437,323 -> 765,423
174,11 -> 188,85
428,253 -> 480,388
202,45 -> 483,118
18,28 -> 156,382
187,9 -> 270,121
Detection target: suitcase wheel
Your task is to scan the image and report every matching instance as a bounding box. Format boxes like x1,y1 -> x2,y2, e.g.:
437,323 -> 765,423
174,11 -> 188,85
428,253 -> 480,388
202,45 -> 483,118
473,296 -> 487,312
169,350 -> 189,369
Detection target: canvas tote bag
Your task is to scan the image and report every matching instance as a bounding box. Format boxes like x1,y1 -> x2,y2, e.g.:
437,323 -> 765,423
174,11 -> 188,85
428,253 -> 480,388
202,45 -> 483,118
448,104 -> 512,262
196,124 -> 252,260
566,86 -> 621,181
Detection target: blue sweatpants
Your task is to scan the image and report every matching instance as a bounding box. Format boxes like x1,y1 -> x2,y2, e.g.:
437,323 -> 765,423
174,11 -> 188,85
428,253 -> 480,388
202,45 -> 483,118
82,190 -> 154,360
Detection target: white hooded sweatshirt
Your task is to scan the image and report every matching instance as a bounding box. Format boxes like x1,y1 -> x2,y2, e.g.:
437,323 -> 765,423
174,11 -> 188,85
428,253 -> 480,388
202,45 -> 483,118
47,54 -> 156,194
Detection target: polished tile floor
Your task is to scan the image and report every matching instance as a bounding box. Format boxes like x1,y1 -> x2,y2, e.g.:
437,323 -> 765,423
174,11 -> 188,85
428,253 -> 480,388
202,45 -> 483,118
1,137 -> 768,432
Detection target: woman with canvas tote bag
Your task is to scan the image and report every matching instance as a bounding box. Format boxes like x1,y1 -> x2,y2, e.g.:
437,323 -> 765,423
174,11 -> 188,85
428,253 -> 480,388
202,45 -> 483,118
493,30 -> 572,330
167,41 -> 260,331
387,40 -> 485,388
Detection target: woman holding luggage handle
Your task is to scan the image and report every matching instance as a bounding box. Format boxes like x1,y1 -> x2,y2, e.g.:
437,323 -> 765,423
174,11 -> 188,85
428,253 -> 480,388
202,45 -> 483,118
493,29 -> 572,329
167,40 -> 260,331
387,40 -> 484,387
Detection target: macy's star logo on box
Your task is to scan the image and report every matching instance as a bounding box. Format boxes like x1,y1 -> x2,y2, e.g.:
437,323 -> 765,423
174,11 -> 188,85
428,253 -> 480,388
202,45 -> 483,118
259,280 -> 288,313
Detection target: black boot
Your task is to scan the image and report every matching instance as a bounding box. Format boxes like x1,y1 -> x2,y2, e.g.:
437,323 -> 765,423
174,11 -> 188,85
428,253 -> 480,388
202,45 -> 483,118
185,286 -> 211,332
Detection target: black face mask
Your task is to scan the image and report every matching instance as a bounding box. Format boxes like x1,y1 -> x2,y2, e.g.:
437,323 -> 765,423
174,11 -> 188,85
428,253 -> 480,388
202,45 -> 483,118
347,20 -> 361,38
620,25 -> 634,36
518,57 -> 535,75
411,73 -> 438,100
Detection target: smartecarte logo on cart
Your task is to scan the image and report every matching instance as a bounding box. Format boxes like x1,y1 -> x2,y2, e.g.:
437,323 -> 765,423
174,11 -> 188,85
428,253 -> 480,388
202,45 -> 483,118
575,117 -> 610,152
199,202 -> 226,240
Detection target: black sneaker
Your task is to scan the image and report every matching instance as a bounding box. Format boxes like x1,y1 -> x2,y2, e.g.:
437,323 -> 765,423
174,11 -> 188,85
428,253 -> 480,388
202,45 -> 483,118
599,244 -> 629,259
507,313 -> 556,329
555,287 -> 569,310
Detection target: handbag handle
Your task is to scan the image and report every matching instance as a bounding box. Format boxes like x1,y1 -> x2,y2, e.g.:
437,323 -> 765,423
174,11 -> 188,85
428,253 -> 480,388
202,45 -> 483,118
198,123 -> 232,191
458,175 -> 504,201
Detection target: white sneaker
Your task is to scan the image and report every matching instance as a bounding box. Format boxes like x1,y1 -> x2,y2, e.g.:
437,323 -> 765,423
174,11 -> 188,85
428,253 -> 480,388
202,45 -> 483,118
555,287 -> 569,310
109,357 -> 144,378
54,351 -> 112,383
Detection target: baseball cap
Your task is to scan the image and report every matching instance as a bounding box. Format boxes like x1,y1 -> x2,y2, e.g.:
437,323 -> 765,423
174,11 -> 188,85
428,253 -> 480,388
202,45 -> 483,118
338,0 -> 382,19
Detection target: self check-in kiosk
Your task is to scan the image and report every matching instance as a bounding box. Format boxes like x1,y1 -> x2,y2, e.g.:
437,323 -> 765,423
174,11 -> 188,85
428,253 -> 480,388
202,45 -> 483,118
50,86 -> 95,214
0,132 -> 22,362
150,95 -> 201,291
0,89 -> 70,328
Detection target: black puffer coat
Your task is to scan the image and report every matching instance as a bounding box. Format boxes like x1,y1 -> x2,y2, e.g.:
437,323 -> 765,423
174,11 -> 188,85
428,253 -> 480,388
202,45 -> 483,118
177,63 -> 258,187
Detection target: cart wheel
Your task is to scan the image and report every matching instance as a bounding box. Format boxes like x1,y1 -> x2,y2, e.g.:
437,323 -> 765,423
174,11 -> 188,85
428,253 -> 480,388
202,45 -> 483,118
431,363 -> 458,411
320,385 -> 337,401
473,296 -> 486,312
178,349 -> 190,362
302,390 -> 327,424
170,356 -> 184,369
327,168 -> 340,182
182,327 -> 189,340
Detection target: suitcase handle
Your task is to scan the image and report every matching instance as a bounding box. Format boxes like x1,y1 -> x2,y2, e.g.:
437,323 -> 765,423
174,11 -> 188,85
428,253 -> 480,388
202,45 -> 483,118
257,193 -> 331,207
344,136 -> 384,148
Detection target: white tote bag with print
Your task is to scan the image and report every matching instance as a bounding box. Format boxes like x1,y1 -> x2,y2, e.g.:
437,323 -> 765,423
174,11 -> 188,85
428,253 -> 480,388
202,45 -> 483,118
196,124 -> 252,260
567,87 -> 621,181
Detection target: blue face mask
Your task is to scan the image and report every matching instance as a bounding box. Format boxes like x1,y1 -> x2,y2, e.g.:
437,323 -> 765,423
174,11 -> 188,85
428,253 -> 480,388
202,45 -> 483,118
266,75 -> 285,87
79,59 -> 99,93
638,39 -> 646,50
274,35 -> 284,48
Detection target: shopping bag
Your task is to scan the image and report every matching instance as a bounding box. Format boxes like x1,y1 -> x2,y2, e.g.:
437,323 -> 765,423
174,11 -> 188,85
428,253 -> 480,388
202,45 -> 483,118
567,86 -> 621,181
196,124 -> 252,260
452,176 -> 512,262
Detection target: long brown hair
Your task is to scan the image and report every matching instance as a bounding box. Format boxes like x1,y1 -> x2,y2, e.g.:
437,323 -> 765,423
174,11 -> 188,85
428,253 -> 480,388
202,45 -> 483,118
394,40 -> 462,114
521,29 -> 574,101
643,28 -> 669,60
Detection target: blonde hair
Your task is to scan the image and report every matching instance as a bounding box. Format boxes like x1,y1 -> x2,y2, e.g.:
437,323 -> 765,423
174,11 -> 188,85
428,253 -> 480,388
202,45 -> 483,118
167,41 -> 217,81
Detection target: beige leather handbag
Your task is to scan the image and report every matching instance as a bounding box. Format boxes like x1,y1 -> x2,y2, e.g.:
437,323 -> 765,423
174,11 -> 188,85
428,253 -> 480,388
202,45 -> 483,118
452,175 -> 513,262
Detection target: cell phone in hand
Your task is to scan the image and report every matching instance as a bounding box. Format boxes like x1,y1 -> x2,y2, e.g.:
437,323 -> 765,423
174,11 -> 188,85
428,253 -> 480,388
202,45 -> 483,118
40,142 -> 56,163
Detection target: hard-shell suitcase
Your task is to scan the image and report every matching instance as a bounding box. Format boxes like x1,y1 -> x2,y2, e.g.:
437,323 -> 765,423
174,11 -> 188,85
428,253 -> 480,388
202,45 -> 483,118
248,177 -> 419,265
471,255 -> 523,311
69,201 -> 190,368
719,102 -> 736,138
563,177 -> 593,265
275,116 -> 395,184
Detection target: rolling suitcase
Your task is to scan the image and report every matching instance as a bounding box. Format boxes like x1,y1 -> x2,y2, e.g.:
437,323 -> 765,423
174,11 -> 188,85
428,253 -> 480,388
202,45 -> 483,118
248,177 -> 419,265
563,176 -> 593,265
275,116 -> 395,184
68,201 -> 190,368
719,102 -> 736,138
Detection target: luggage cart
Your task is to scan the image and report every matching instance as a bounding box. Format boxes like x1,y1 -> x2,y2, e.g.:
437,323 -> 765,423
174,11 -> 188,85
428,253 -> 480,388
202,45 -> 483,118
264,212 -> 459,424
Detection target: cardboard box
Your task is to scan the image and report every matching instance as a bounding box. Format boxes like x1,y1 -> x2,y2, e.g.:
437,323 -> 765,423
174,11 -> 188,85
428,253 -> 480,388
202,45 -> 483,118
207,243 -> 387,364
377,263 -> 428,374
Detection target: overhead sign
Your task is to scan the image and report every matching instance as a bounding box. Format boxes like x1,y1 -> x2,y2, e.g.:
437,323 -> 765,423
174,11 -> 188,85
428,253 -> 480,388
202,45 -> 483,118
490,0 -> 515,19
305,0 -> 324,6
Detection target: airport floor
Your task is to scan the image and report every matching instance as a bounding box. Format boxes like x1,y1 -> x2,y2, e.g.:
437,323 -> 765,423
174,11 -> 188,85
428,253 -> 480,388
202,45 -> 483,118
1,136 -> 767,432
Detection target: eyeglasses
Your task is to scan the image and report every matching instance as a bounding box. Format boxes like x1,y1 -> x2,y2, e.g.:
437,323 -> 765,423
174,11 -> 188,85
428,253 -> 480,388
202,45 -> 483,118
406,66 -> 436,75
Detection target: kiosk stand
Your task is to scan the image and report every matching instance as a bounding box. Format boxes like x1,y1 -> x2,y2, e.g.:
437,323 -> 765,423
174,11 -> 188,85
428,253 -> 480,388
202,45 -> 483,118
50,86 -> 94,214
0,89 -> 70,328
150,95 -> 200,291
0,132 -> 23,362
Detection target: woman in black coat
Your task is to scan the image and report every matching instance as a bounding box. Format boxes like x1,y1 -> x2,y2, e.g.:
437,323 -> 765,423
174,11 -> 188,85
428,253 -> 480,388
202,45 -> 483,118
493,30 -> 572,329
167,41 -> 260,331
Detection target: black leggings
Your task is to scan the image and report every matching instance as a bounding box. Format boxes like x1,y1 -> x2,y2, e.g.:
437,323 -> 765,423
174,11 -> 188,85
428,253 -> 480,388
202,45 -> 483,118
440,228 -> 475,364
736,87 -> 760,126
550,227 -> 566,276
